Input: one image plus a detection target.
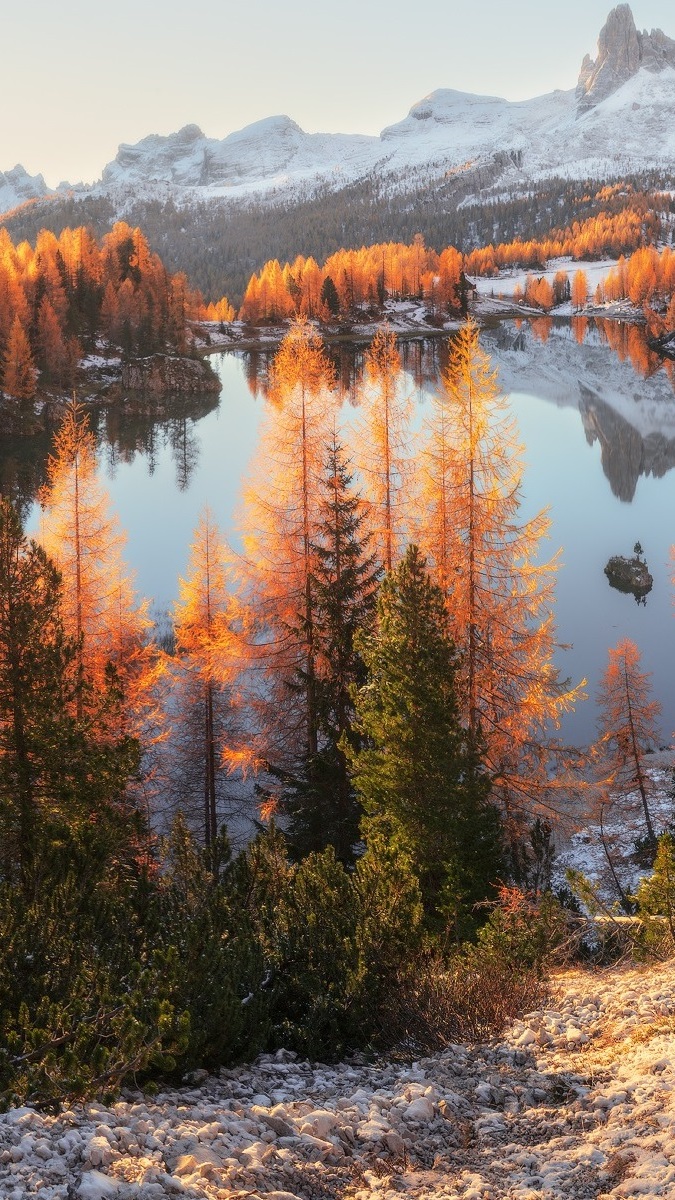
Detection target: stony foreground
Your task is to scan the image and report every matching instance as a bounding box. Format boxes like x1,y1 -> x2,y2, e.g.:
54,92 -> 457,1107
3,961 -> 675,1200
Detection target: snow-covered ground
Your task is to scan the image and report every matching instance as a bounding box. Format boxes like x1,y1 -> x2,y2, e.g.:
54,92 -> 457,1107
5,959 -> 675,1199
193,301 -> 463,353
472,259 -> 619,305
554,752 -> 675,908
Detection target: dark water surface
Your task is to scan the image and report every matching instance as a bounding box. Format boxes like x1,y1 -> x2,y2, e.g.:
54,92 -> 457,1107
20,318 -> 675,747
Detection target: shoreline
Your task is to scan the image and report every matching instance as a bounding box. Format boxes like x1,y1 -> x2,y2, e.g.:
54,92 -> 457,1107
194,297 -> 648,357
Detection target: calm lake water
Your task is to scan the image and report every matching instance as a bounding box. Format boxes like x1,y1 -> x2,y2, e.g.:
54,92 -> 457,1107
21,318 -> 675,747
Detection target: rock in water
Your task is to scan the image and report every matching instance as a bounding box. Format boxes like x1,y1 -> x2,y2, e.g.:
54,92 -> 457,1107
604,553 -> 653,597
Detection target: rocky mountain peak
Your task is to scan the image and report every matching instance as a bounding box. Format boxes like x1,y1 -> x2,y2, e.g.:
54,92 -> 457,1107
577,4 -> 675,112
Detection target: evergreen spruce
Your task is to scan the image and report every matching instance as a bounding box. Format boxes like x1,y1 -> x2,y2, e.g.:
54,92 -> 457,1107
349,544 -> 503,929
282,437 -> 380,863
320,275 -> 340,317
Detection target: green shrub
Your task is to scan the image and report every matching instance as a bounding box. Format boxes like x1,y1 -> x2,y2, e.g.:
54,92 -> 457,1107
635,832 -> 675,958
476,886 -> 570,972
0,877 -> 188,1111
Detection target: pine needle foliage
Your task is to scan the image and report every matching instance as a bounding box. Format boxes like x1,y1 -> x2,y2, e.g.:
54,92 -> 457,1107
349,544 -> 503,930
281,436 -> 380,862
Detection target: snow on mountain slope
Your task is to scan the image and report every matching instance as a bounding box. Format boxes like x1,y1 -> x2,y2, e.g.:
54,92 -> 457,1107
571,63 -> 675,171
84,6 -> 675,204
379,86 -> 575,174
379,59 -> 675,185
100,116 -> 380,193
3,5 -> 675,214
0,165 -> 52,213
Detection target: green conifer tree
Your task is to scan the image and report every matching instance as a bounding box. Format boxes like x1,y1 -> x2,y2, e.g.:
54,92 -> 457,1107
278,437 -> 380,863
349,544 -> 503,929
0,500 -> 140,895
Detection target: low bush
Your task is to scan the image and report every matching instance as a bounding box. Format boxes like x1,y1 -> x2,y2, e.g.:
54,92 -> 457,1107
375,944 -> 547,1053
1,829 -> 559,1108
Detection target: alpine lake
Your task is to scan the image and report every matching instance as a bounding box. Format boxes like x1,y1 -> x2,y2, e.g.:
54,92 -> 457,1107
12,315 -> 675,749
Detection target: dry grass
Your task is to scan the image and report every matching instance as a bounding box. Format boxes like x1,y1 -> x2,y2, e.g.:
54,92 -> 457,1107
375,950 -> 548,1053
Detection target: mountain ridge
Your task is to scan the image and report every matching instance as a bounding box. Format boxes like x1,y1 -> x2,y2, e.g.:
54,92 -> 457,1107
4,5 -> 675,215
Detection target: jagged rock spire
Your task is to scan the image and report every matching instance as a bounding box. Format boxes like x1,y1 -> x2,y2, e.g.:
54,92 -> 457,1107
577,4 -> 675,112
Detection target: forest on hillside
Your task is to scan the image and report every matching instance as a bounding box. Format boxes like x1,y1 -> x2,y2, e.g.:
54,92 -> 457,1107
3,173 -> 673,305
0,190 -> 673,417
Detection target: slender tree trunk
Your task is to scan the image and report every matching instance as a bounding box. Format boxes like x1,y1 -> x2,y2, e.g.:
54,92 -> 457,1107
624,659 -> 656,843
467,371 -> 478,733
204,681 -> 217,851
600,802 -> 633,913
73,444 -> 84,721
384,387 -> 392,573
301,385 -> 318,758
9,634 -> 34,896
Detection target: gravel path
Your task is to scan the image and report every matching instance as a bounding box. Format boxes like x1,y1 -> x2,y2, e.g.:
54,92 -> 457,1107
3,961 -> 675,1200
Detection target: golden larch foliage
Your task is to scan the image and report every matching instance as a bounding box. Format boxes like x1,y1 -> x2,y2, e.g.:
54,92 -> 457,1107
38,399 -> 162,750
597,637 -> 661,844
571,269 -> 588,311
3,316 -> 35,400
419,319 -> 585,821
172,506 -> 249,846
237,319 -> 337,767
352,325 -> 414,573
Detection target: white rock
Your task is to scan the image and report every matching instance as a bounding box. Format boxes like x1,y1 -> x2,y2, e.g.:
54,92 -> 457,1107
77,1171 -> 120,1198
196,1121 -> 221,1142
404,1096 -> 435,1122
356,1119 -> 388,1142
85,1135 -> 114,1169
300,1109 -> 340,1139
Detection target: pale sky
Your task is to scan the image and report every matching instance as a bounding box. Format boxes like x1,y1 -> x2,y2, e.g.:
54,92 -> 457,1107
5,0 -> 675,187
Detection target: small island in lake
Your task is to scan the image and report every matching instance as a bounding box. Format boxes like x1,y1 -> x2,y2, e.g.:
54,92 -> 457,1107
604,544 -> 653,599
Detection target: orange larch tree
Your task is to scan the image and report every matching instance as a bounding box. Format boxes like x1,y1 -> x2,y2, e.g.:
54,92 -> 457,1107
571,269 -> 589,312
352,325 -> 414,573
171,507 -> 245,852
3,316 -> 36,400
38,400 -> 162,755
596,637 -> 661,846
419,320 -> 584,824
36,296 -> 78,386
238,318 -> 337,772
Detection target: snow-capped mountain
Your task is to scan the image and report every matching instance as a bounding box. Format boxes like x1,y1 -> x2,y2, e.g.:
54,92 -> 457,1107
3,4 -> 675,215
0,165 -> 52,213
80,6 -> 675,205
99,117 -> 378,194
